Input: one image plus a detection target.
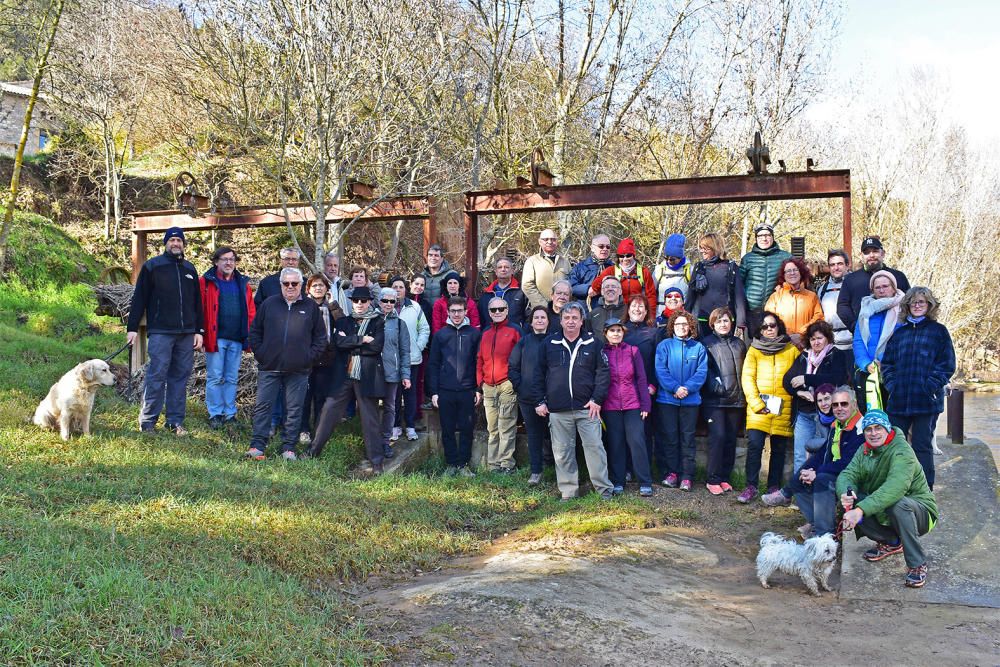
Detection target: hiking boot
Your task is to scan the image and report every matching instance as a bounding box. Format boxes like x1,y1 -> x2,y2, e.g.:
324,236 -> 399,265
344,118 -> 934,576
863,541 -> 904,562
639,486 -> 654,497
405,428 -> 418,441
383,444 -> 394,459
797,523 -> 814,540
662,473 -> 679,488
390,427 -> 402,442
281,450 -> 298,462
528,473 -> 542,485
720,482 -> 734,493
705,483 -> 724,496
457,465 -> 475,478
679,479 -> 692,492
761,489 -> 792,507
208,416 -> 224,430
737,486 -> 758,504
243,448 -> 266,461
904,563 -> 928,588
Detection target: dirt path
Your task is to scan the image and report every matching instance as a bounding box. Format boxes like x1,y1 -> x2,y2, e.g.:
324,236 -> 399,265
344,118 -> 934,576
362,526 -> 1000,666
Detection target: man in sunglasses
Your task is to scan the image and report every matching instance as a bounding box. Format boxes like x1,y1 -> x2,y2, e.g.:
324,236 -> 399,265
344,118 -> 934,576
477,297 -> 522,473
569,233 -> 615,304
762,385 -> 864,538
245,268 -> 328,461
588,238 -> 656,308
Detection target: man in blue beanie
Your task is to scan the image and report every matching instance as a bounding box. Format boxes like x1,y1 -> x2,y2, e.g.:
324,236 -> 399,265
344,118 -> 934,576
653,233 -> 692,321
127,226 -> 204,434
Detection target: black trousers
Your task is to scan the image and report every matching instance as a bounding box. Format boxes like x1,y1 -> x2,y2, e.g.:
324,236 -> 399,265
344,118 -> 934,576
745,428 -> 788,490
704,405 -> 741,484
438,389 -> 475,467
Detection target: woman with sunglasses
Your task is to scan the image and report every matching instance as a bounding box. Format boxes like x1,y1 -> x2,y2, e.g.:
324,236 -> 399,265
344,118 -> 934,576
738,311 -> 798,503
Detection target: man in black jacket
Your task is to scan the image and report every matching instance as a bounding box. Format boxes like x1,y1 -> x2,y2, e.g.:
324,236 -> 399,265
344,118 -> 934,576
429,297 -> 482,476
245,268 -> 327,461
836,236 -> 910,332
533,302 -> 613,500
127,226 -> 204,434
254,247 -> 303,306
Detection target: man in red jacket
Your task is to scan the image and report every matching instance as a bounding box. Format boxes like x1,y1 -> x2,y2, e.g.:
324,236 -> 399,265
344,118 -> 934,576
589,238 -> 656,308
477,297 -> 522,472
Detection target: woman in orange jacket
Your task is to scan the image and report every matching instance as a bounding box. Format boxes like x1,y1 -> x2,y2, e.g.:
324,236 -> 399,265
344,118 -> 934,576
764,257 -> 823,348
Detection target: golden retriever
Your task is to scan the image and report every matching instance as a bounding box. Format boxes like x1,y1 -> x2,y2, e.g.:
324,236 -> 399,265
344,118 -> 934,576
33,359 -> 116,440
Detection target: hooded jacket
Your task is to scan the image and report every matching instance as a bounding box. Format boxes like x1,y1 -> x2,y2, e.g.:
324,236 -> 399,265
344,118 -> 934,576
739,243 -> 792,310
199,267 -> 255,351
654,337 -> 708,406
477,277 -> 527,328
603,342 -> 651,413
249,295 -> 326,373
532,332 -> 609,411
701,333 -> 747,409
880,317 -> 956,416
128,251 -> 205,335
428,318 -> 481,394
477,319 -> 521,386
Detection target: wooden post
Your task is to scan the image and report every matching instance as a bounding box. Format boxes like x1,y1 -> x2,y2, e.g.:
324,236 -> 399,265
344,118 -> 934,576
464,209 -> 478,295
842,195 -> 853,260
424,197 -> 437,256
131,230 -> 147,283
129,231 -> 149,369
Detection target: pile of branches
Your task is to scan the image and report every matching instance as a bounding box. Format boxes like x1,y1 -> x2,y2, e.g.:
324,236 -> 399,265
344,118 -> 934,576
93,283 -> 134,321
116,352 -> 259,409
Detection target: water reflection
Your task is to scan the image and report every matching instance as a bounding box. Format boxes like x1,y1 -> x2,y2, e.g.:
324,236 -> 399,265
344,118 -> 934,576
944,392 -> 1000,469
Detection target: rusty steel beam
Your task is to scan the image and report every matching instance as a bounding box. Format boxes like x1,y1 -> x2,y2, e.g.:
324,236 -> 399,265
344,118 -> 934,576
132,197 -> 431,232
465,170 -> 851,214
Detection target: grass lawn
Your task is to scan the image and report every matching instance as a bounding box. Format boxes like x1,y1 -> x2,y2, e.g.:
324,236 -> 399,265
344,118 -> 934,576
0,283 -> 659,664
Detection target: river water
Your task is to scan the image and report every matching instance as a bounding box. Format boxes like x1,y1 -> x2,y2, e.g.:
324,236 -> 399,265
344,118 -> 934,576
943,392 -> 1000,470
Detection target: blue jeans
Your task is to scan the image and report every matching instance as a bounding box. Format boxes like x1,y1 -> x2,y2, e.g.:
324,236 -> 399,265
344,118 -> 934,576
204,338 -> 242,419
792,411 -> 818,473
140,333 -> 194,428
787,472 -> 837,535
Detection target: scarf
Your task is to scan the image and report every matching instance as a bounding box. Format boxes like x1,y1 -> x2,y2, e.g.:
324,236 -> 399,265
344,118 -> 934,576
668,256 -> 687,270
863,427 -> 895,456
751,334 -> 792,355
830,411 -> 861,461
806,343 -> 834,374
858,290 -> 904,360
907,315 -> 926,324
347,310 -> 379,380
818,410 -> 836,427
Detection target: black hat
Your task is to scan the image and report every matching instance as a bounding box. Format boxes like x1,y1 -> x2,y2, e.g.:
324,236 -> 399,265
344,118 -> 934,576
602,317 -> 625,331
163,226 -> 186,245
860,236 -> 883,252
350,286 -> 373,301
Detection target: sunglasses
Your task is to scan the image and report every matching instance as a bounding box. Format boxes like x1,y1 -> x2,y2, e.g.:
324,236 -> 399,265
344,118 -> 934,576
761,322 -> 778,329
618,253 -> 634,259
831,401 -> 851,408
351,298 -> 370,303
380,299 -> 396,304
281,281 -> 300,287
489,306 -> 508,313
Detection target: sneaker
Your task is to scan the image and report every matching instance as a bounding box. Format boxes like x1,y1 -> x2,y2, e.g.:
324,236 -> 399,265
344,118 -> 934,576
612,485 -> 625,496
299,432 -> 311,444
761,489 -> 792,507
904,563 -> 928,588
383,444 -> 394,459
863,541 -> 904,562
662,473 -> 679,488
458,465 -> 475,478
357,459 -> 375,473
166,423 -> 189,437
720,482 -> 734,493
209,416 -> 224,429
639,486 -> 654,497
705,483 -> 724,496
390,427 -> 402,442
737,486 -> 758,504
405,428 -> 418,441
528,473 -> 542,485
443,465 -> 458,477
281,450 -> 298,461
498,466 -> 517,475
679,479 -> 692,491
243,448 -> 266,461
797,523 -> 814,540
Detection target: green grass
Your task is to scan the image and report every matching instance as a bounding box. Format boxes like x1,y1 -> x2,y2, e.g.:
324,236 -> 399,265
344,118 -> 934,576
1,208 -> 104,287
0,266 -> 659,663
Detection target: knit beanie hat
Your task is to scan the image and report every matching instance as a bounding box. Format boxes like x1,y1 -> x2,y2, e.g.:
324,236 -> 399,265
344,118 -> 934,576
163,226 -> 186,245
663,233 -> 686,258
869,269 -> 898,291
754,223 -> 774,236
860,409 -> 891,432
617,238 -> 636,256
663,286 -> 684,299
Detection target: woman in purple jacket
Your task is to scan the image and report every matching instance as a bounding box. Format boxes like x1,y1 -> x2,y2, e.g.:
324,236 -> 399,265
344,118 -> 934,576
602,318 -> 654,497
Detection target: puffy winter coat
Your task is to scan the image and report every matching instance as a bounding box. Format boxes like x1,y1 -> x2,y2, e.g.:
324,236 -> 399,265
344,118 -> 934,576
603,342 -> 651,412
421,259 -> 453,304
881,318 -> 956,416
477,320 -> 521,386
128,251 -> 204,335
532,333 -> 609,411
397,298 -> 430,365
739,244 -> 792,310
199,267 -> 255,351
654,337 -> 708,406
741,341 -> 798,435
381,311 -> 411,383
764,283 -> 824,337
701,333 -> 747,409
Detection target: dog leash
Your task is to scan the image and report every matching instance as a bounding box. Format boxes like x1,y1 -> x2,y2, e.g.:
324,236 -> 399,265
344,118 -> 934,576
102,342 -> 132,363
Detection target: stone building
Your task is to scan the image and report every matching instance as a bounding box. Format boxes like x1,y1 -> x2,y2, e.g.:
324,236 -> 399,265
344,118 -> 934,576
0,81 -> 59,156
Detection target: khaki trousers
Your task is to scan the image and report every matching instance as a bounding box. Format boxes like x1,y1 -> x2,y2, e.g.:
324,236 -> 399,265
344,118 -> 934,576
548,410 -> 613,499
483,380 -> 519,470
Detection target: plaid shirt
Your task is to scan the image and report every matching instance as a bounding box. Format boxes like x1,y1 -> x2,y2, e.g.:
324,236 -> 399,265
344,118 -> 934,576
881,318 -> 955,416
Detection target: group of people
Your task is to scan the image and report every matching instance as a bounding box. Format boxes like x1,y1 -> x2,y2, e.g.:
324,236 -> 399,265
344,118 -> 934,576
128,222 -> 954,588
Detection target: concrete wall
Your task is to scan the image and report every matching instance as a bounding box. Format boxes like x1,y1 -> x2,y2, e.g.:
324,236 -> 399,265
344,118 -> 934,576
0,91 -> 57,157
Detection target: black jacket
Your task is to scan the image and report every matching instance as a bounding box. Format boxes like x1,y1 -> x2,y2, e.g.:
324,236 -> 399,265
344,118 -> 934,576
127,251 -> 204,335
249,295 -> 327,373
624,321 -> 662,392
782,347 -> 850,415
254,272 -> 304,307
587,299 -> 626,345
701,333 -> 747,408
509,330 -> 550,398
428,319 -> 481,394
532,332 -> 609,411
836,265 -> 910,331
334,313 -> 386,397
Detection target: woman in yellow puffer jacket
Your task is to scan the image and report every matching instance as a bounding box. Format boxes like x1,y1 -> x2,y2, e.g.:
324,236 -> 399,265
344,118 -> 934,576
764,258 -> 823,347
738,311 -> 799,504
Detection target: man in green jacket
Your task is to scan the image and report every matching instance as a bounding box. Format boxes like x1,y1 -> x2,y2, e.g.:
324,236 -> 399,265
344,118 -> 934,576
739,223 -> 791,334
838,409 -> 938,589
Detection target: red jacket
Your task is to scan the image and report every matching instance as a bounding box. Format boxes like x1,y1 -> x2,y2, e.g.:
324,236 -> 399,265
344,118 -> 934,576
477,320 -> 521,386
591,264 -> 656,309
432,295 -> 481,332
199,268 -> 256,353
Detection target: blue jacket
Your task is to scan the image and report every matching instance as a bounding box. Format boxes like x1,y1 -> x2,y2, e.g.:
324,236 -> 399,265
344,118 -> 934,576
569,256 -> 614,300
654,337 -> 708,406
881,318 -> 956,416
428,319 -> 481,394
852,310 -> 901,371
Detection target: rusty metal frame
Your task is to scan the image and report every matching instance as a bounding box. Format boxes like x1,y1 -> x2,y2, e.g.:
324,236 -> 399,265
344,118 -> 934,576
463,169 -> 852,289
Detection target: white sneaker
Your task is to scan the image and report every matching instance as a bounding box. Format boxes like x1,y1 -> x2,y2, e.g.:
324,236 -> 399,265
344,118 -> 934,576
405,428 -> 418,441
281,451 -> 298,461
390,427 -> 402,442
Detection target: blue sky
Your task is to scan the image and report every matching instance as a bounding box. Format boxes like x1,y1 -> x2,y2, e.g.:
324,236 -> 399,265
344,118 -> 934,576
811,0 -> 999,144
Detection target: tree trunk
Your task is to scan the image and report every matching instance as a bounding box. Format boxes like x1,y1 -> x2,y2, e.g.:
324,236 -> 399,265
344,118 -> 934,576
0,0 -> 67,275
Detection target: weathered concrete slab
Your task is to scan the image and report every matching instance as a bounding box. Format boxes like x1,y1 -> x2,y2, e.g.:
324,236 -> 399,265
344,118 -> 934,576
839,436 -> 1000,608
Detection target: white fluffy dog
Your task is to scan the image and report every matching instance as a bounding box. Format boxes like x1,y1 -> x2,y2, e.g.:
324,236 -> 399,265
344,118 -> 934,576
33,359 -> 116,440
756,531 -> 839,596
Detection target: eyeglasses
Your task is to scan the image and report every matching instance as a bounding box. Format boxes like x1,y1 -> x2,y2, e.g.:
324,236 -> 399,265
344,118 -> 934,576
595,244 -> 611,249
489,307 -> 508,313
831,401 -> 851,408
380,299 -> 396,304
761,322 -> 778,329
618,254 -> 634,259
351,298 -> 370,303
218,257 -> 236,263
448,309 -> 466,315
281,281 -> 300,287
